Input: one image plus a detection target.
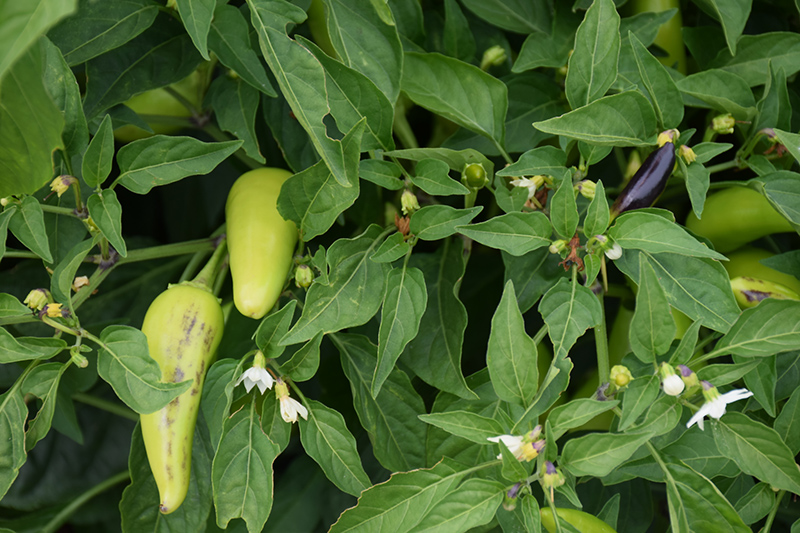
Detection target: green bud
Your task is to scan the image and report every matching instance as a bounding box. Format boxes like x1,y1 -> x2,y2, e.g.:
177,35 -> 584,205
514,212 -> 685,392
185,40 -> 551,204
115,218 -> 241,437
462,163 -> 488,189
480,45 -> 507,70
711,114 -> 736,135
294,264 -> 314,289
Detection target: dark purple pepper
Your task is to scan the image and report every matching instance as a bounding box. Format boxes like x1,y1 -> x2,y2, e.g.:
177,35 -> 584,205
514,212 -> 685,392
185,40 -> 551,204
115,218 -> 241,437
610,141 -> 675,218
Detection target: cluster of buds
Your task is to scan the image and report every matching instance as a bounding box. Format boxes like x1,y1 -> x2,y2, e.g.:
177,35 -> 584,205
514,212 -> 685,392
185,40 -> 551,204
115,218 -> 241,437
660,362 -> 699,397
487,425 -> 545,463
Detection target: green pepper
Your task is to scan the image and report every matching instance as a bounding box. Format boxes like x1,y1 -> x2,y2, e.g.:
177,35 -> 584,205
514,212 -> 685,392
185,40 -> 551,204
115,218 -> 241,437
541,507 -> 618,533
685,187 -> 794,253
226,168 -> 299,319
139,282 -> 224,513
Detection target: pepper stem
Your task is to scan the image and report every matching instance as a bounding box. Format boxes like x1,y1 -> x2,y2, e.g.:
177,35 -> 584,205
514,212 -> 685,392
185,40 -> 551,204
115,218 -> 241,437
188,235 -> 228,291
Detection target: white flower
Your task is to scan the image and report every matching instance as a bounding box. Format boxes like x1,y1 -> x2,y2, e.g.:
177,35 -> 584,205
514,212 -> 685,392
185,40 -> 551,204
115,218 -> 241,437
662,374 -> 685,396
487,434 -> 525,460
487,428 -> 544,462
510,175 -> 544,200
279,395 -> 308,423
604,243 -> 622,260
686,383 -> 753,431
235,366 -> 274,394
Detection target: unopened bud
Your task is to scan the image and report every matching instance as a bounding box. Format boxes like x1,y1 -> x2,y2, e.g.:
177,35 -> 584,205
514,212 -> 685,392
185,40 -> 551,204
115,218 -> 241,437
711,114 -> 736,135
70,346 -> 89,368
574,180 -> 596,200
72,276 -> 90,293
677,364 -> 699,389
401,190 -> 420,216
541,461 -> 565,490
480,45 -> 507,70
549,239 -> 567,254
295,264 -> 314,289
24,289 -> 50,311
660,363 -> 685,396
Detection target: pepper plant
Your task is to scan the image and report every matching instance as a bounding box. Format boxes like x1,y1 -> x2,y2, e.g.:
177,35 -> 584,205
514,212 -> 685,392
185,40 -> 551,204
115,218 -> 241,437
2,0 -> 800,532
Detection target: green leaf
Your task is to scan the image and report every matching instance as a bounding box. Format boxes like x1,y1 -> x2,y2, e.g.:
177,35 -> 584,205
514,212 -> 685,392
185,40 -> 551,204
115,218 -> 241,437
0,329 -> 67,363
402,52 -> 507,147
385,147 -> 494,176
609,212 -> 726,260
714,32 -> 800,87
337,333 -> 427,472
281,225 -> 390,345
82,15 -> 202,119
254,301 -> 296,360
443,0 -> 475,62
410,205 -> 482,241
0,294 -> 30,319
8,196 -> 53,263
775,386 -> 800,455
715,299 -> 800,357
714,412 -> 800,495
114,136 -> 241,194
685,161 -> 711,219
583,180 -> 610,238
42,37 -> 88,162
321,0 -> 403,103
208,5 -> 275,95
513,3 -> 579,71
299,399 -> 371,497
735,483 -> 774,525
547,398 -> 620,440
698,0 -> 752,55
207,74 -> 264,163
0,389 -> 28,501
614,250 -> 740,333
82,115 -> 115,188
629,255 -> 676,362
736,353 -> 777,416
629,394 -> 682,437
359,159 -> 403,190
503,248 -> 567,313
48,0 -> 157,66
562,431 -> 652,477
280,331 -> 323,382
0,207 -> 15,261
419,411 -> 505,445
174,0 -> 214,60
328,458 -> 468,533
277,120 -> 366,241
628,32 -> 684,129
374,267 -> 427,397
87,190 -> 126,257
550,174 -> 579,239
456,212 -> 552,257
212,400 -> 280,532
460,0 -> 550,34
0,0 -> 76,80
21,362 -> 68,452
487,280 -> 538,407
496,146 -> 567,178
371,232 -> 410,263
664,460 -> 750,532
96,325 -> 192,414
758,171 -> 800,227
513,356 -> 573,432
752,62 -> 791,134
260,391 -> 291,454
50,237 -> 96,306
565,0 -> 620,109
410,478 -> 504,533
409,159 -> 469,196
401,239 -> 477,400
0,41 -> 64,198
534,91 -> 657,147
676,69 -> 756,121
305,36 -> 396,152
697,360 -> 762,387
539,277 -> 603,361
200,358 -> 242,449
247,0 -> 356,188
619,375 -> 660,430
120,422 -> 212,532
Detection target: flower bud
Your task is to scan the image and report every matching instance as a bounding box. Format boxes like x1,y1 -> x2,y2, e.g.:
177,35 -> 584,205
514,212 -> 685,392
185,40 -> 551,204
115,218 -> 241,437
502,483 -> 522,511
24,289 -> 50,311
711,114 -> 736,135
400,190 -> 420,216
462,163 -> 488,189
541,461 -> 565,491
0,197 -> 10,207
679,145 -> 697,165
294,264 -> 314,289
70,346 -> 89,368
72,276 -> 90,293
657,129 -> 679,147
604,243 -> 622,260
677,364 -> 699,389
480,45 -> 507,70
660,363 -> 685,396
43,303 -> 64,318
610,365 -> 633,388
574,180 -> 596,200
549,239 -> 567,254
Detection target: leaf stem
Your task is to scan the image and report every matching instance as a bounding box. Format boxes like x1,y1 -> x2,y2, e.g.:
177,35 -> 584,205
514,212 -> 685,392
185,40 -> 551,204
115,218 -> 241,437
594,291 -> 610,385
40,470 -> 131,533
72,392 -> 139,421
204,123 -> 262,170
762,490 -> 785,533
38,204 -> 80,217
189,236 -> 227,290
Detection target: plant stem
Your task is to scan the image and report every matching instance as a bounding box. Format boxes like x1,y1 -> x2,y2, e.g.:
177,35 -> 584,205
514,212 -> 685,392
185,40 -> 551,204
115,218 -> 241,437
2,250 -> 40,259
204,123 -> 262,170
705,159 -> 740,174
72,392 -> 139,421
594,291 -> 610,385
190,236 -> 227,290
116,237 -> 217,264
40,471 -> 130,533
763,490 -> 785,533
39,204 -> 79,217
